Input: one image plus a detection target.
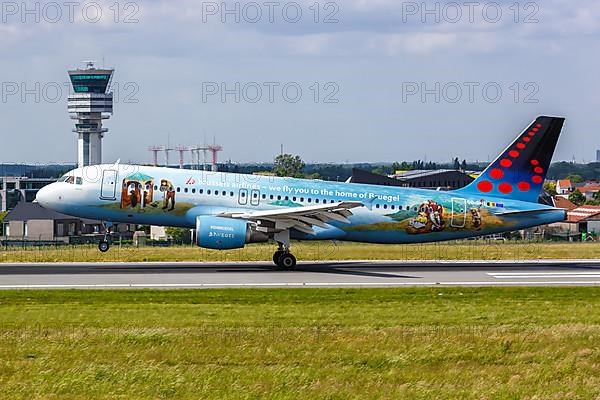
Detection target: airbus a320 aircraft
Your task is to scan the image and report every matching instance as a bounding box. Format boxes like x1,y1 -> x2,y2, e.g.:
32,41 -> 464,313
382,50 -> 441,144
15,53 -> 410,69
37,116 -> 566,269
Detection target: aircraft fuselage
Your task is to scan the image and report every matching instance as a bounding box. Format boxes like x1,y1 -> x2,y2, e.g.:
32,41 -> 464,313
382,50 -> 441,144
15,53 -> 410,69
36,164 -> 565,244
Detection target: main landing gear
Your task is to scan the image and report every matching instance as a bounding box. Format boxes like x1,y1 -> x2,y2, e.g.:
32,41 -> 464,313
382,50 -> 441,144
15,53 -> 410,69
98,221 -> 113,253
272,230 -> 297,269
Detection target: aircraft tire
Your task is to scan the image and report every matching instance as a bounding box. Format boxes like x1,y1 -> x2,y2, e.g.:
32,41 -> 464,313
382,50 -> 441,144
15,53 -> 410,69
273,251 -> 284,265
98,240 -> 110,253
277,253 -> 297,270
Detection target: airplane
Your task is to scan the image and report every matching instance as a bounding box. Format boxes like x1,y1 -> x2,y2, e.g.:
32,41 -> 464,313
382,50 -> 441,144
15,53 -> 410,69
36,116 -> 567,269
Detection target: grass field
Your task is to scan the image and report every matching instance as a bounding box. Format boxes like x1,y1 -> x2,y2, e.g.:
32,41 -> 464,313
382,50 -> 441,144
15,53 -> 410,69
0,241 -> 599,263
1,288 -> 600,399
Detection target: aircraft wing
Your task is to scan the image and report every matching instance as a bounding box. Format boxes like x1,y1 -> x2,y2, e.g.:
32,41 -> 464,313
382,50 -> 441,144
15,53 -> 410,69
218,201 -> 363,235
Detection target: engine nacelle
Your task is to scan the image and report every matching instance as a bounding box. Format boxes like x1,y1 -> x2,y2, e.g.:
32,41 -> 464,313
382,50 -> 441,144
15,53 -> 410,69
195,216 -> 267,250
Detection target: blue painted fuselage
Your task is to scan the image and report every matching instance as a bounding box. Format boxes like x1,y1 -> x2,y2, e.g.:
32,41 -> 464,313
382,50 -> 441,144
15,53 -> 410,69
39,164 -> 566,244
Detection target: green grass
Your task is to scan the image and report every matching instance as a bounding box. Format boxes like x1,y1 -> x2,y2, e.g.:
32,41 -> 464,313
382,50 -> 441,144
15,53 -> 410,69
0,241 -> 599,263
1,288 -> 600,399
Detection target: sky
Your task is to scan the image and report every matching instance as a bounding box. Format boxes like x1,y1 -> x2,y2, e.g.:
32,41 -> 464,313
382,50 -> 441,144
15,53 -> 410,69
0,0 -> 599,165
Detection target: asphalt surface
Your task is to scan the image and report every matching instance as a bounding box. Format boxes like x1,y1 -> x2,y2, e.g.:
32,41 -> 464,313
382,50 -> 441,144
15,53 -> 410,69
1,260 -> 600,288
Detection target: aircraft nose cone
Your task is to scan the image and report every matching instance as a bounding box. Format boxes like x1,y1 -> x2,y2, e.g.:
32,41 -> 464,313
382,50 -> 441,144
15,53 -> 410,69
36,184 -> 57,210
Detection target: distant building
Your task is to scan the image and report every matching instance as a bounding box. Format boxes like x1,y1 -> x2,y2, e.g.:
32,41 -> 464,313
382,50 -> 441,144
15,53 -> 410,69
556,179 -> 573,195
150,225 -> 168,241
574,182 -> 600,201
68,61 -> 114,168
549,205 -> 600,240
0,177 -> 56,211
2,202 -> 134,245
597,150 -> 600,163
390,170 -> 476,189
567,206 -> 600,235
552,196 -> 578,211
3,202 -> 94,242
349,168 -> 474,190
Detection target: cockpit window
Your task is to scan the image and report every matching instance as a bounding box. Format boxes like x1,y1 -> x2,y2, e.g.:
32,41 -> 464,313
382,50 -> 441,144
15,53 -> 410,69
76,177 -> 83,185
65,176 -> 75,184
58,175 -> 68,182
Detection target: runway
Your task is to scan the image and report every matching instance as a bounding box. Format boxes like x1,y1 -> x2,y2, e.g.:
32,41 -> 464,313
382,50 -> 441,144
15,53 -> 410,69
1,260 -> 600,288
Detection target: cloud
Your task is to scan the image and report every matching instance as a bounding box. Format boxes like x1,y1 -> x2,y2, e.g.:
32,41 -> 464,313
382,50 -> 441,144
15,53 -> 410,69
0,0 -> 599,163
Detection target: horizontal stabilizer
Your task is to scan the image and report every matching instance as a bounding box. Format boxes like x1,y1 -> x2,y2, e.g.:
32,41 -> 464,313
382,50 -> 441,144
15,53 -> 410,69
494,208 -> 566,219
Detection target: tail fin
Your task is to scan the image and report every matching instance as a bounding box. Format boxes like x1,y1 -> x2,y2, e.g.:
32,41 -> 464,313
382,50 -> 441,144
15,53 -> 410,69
456,116 -> 565,203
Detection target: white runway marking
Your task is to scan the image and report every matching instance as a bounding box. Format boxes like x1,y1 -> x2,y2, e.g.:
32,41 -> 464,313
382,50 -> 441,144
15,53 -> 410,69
488,272 -> 600,279
1,281 -> 600,289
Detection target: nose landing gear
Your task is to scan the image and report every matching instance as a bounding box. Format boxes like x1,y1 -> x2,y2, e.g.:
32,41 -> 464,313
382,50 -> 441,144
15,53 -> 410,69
98,240 -> 110,253
98,221 -> 113,253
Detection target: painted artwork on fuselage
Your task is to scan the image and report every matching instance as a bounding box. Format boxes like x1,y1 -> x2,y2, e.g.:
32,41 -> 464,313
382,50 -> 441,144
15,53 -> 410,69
407,200 -> 446,234
347,197 -> 507,236
402,199 -> 500,234
120,172 -> 154,210
112,173 -> 193,216
159,179 -> 176,211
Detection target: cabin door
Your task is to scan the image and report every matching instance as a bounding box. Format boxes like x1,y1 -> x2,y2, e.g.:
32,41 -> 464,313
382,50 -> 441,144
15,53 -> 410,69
100,170 -> 118,200
450,198 -> 466,228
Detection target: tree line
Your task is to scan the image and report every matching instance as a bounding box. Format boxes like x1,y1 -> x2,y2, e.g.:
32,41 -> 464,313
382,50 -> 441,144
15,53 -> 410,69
1,160 -> 599,183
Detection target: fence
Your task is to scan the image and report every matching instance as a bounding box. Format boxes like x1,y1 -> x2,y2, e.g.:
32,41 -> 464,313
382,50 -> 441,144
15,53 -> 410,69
0,239 -> 598,263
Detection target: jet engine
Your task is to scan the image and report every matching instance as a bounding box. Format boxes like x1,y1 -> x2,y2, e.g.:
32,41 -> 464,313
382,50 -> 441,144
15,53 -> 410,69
195,216 -> 268,250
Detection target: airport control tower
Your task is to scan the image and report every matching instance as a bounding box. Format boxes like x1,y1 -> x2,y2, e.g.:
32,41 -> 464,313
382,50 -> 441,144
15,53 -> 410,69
68,61 -> 114,168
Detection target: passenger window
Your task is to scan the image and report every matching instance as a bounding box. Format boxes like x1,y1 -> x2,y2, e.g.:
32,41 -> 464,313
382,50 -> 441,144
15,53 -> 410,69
315,199 -> 320,204
222,191 -> 226,196
270,195 -> 274,200
207,190 -> 211,195
263,194 -> 267,199
230,192 -> 234,197
200,189 -> 204,194
184,188 -> 188,193
300,197 -> 304,202
307,198 -> 312,203
192,188 -> 196,194
383,204 -> 388,209
277,195 -> 282,200
376,204 -> 380,209
176,187 -> 180,193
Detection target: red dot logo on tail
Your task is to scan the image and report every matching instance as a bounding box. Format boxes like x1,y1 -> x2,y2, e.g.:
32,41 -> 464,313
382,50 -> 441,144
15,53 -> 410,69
490,169 -> 504,179
477,180 -> 493,192
498,183 -> 513,194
